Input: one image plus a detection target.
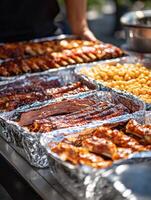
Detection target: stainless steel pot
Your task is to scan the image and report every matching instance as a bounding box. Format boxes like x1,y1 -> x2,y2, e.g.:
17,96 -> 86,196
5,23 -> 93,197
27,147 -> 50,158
121,10 -> 151,53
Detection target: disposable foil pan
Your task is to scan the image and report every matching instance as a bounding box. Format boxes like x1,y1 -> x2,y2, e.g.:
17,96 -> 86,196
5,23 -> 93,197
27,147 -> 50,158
75,56 -> 151,110
0,33 -> 125,81
0,34 -> 77,81
103,111 -> 151,200
0,65 -> 97,113
103,159 -> 151,200
41,111 -> 151,200
0,58 -> 125,82
0,90 -> 145,168
0,67 -> 97,144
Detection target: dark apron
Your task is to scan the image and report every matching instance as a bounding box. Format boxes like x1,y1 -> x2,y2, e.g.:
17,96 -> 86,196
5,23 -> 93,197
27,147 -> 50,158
0,0 -> 60,42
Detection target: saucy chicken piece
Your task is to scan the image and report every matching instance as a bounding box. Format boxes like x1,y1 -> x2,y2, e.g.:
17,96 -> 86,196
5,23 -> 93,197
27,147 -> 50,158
94,126 -> 146,151
126,119 -> 151,144
48,120 -> 151,169
51,142 -> 112,169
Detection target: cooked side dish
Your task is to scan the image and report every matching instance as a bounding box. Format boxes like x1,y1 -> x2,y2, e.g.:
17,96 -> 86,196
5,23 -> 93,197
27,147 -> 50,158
50,119 -> 151,169
80,63 -> 151,103
0,39 -> 123,76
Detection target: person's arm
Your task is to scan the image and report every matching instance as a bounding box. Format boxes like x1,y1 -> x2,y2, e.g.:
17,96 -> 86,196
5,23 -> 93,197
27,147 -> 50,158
64,0 -> 97,41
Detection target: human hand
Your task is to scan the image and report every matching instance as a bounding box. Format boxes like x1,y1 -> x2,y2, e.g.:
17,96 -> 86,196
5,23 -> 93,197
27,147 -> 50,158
74,27 -> 98,41
65,0 -> 98,42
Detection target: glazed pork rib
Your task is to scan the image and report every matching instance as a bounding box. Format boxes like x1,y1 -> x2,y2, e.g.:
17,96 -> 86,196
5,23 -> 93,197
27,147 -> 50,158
0,39 -> 99,59
0,39 -> 123,60
14,96 -> 129,132
51,142 -> 112,169
18,97 -> 97,126
0,42 -> 123,76
0,54 -> 59,76
126,119 -> 151,144
50,120 -> 151,169
0,78 -> 60,97
29,104 -> 128,132
0,81 -> 90,111
82,136 -> 118,160
93,126 -> 146,151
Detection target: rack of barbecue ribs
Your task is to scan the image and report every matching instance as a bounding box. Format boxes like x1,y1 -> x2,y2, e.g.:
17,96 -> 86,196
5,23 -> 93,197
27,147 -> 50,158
49,119 -> 151,169
0,39 -> 98,59
0,81 -> 91,111
15,96 -> 129,133
0,39 -> 123,59
0,39 -> 124,76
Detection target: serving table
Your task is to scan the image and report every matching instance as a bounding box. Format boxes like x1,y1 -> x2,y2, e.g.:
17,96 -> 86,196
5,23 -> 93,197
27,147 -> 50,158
0,136 -> 75,200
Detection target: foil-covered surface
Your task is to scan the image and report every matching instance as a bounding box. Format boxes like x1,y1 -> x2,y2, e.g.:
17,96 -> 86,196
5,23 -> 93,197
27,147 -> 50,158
103,112 -> 151,200
0,64 -> 97,112
0,34 -> 77,81
101,159 -> 151,200
41,111 -> 151,200
0,89 -> 145,168
0,67 -> 97,167
0,66 -> 96,143
0,58 -> 124,82
0,34 -> 124,81
75,56 -> 151,110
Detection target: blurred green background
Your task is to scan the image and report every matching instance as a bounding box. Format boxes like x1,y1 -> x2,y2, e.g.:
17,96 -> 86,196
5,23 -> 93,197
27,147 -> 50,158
59,0 -> 151,10
87,0 -> 151,7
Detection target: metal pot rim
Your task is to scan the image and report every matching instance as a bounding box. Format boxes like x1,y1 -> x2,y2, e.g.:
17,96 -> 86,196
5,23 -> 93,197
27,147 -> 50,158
121,10 -> 151,29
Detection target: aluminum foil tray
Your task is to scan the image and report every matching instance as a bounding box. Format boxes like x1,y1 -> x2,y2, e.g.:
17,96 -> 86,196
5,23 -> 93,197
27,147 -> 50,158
41,111 -> 151,200
0,34 -> 125,81
0,65 -> 97,113
0,35 -> 76,81
75,56 -> 151,110
0,90 -> 145,168
103,111 -> 151,200
0,58 -> 125,82
0,67 -> 97,166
